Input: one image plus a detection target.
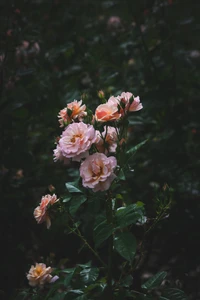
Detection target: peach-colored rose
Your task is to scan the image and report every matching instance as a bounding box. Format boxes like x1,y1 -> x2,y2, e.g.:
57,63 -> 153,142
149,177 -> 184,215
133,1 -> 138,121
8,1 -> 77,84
34,194 -> 59,229
58,100 -> 87,127
95,97 -> 121,122
118,92 -> 143,114
27,263 -> 59,287
58,122 -> 97,161
96,126 -> 118,153
80,153 -> 117,192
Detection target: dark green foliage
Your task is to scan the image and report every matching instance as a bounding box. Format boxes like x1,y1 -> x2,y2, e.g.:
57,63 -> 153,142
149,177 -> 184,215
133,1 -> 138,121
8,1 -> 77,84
0,0 -> 199,299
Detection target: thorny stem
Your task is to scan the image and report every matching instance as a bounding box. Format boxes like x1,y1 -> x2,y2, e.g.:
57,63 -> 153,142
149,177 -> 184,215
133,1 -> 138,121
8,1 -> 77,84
67,213 -> 107,269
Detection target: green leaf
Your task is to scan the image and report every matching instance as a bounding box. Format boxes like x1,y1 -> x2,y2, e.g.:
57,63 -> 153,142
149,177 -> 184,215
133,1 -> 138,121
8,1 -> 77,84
73,296 -> 87,300
115,204 -> 144,229
62,195 -> 72,203
120,275 -> 133,287
141,271 -> 167,290
94,216 -> 114,248
114,232 -> 137,263
117,168 -> 126,181
80,267 -> 99,284
65,180 -> 83,193
78,261 -> 92,269
161,288 -> 188,300
69,194 -> 87,216
126,139 -> 148,160
61,268 -> 76,274
64,271 -> 75,287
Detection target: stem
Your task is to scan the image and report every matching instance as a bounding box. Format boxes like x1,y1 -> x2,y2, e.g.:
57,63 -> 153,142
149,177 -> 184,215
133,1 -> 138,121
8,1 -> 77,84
105,192 -> 114,298
67,213 -> 107,269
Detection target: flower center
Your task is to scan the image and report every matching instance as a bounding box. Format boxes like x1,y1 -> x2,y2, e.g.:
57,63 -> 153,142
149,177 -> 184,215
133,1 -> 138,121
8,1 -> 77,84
35,266 -> 43,276
71,134 -> 82,143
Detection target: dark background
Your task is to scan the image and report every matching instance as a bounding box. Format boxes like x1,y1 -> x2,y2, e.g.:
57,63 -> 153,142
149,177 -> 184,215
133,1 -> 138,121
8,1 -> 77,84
0,0 -> 200,299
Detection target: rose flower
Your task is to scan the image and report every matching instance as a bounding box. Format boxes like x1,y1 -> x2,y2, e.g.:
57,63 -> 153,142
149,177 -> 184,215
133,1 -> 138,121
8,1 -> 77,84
80,152 -> 117,192
57,122 -> 97,162
58,100 -> 87,127
34,194 -> 59,229
27,263 -> 58,287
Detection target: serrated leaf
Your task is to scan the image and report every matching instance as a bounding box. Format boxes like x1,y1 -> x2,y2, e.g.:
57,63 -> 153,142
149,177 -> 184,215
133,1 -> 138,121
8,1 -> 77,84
114,232 -> 136,263
94,217 -> 114,248
115,204 -> 144,229
161,288 -> 188,300
80,267 -> 99,284
141,271 -> 167,290
69,194 -> 87,216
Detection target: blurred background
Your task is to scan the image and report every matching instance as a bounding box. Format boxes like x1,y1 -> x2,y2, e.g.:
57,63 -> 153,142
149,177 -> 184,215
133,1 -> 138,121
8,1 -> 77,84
0,0 -> 200,299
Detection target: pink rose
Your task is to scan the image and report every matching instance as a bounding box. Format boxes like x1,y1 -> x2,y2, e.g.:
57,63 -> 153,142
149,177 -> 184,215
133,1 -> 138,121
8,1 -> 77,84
27,263 -> 59,287
58,100 -> 87,127
118,92 -> 143,114
96,126 -> 118,153
80,153 -> 117,192
34,194 -> 59,229
53,144 -> 70,165
58,122 -> 97,161
95,97 -> 121,122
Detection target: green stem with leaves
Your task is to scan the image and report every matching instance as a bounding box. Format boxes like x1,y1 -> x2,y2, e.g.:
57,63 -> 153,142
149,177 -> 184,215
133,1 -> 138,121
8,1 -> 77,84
105,192 -> 114,298
67,213 -> 107,269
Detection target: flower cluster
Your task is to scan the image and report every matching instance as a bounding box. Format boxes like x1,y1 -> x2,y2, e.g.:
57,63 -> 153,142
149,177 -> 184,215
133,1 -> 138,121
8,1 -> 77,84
27,263 -> 58,287
95,92 -> 142,122
30,91 -> 142,288
53,93 -> 142,192
34,194 -> 59,229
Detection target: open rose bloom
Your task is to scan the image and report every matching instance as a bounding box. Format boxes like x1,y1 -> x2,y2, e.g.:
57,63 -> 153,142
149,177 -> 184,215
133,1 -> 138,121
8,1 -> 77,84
58,100 -> 87,127
80,153 -> 117,192
55,122 -> 97,162
95,96 -> 121,122
34,194 -> 59,229
27,263 -> 59,287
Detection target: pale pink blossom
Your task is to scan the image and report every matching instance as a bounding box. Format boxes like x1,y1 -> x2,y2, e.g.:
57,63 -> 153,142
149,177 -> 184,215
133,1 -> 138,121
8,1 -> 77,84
58,100 -> 87,127
34,194 -> 59,229
96,126 -> 118,153
27,263 -> 59,287
95,97 -> 121,122
58,122 -> 97,161
80,153 -> 117,192
53,144 -> 70,165
118,92 -> 143,115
